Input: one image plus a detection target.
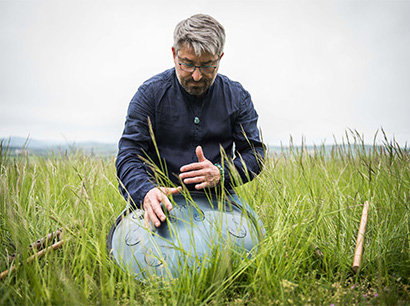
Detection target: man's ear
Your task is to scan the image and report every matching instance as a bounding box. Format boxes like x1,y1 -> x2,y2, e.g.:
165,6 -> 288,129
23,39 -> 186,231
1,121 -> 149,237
172,47 -> 177,59
219,52 -> 224,61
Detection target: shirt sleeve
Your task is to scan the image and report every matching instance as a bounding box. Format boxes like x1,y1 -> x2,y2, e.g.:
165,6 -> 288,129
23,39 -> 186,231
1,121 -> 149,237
115,84 -> 157,208
224,88 -> 266,187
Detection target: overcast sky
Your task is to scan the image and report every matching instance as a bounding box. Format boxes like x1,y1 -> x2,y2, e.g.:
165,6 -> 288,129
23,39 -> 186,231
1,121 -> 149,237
1,0 -> 409,146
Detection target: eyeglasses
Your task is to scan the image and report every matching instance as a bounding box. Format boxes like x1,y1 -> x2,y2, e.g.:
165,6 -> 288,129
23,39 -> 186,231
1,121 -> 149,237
177,55 -> 220,74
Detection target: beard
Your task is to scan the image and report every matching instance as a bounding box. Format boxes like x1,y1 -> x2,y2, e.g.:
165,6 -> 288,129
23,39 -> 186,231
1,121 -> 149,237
178,75 -> 215,96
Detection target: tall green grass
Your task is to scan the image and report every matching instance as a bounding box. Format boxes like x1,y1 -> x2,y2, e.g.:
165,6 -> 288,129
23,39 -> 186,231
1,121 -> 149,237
1,132 -> 409,305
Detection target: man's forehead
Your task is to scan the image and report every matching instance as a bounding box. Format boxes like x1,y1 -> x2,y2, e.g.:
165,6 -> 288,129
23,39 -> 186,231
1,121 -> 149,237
178,46 -> 218,62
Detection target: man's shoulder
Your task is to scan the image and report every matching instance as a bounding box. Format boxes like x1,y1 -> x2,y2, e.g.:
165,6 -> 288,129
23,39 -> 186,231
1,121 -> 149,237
214,74 -> 250,103
215,73 -> 247,92
131,68 -> 176,103
140,68 -> 175,89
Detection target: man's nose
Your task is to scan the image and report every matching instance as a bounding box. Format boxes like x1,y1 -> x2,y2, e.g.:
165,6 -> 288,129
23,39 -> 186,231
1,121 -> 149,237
192,68 -> 202,81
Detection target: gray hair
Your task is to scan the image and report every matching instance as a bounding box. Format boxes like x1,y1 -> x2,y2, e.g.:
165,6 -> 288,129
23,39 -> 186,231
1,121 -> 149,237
173,14 -> 225,56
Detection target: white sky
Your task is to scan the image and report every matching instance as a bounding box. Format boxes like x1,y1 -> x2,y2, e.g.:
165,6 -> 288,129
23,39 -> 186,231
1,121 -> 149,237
1,0 -> 409,146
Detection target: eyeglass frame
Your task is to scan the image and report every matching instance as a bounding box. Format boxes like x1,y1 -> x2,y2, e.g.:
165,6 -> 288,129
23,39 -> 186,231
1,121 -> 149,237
176,52 -> 221,74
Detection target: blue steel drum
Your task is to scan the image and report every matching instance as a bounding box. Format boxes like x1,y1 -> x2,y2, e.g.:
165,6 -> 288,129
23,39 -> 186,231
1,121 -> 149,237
107,192 -> 263,281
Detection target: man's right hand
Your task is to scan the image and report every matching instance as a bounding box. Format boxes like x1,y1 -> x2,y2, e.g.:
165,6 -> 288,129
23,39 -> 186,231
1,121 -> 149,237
143,187 -> 182,228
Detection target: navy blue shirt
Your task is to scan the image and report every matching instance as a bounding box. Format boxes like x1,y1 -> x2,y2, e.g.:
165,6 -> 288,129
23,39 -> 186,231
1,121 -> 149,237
116,68 -> 265,208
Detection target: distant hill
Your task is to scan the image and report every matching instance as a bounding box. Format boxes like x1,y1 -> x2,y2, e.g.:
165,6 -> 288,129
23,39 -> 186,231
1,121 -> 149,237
1,136 -> 118,157
1,136 -> 383,158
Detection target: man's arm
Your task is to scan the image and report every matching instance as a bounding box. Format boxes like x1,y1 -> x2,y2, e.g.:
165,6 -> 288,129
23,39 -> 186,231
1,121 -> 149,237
115,85 -> 181,227
115,86 -> 156,207
226,88 -> 265,186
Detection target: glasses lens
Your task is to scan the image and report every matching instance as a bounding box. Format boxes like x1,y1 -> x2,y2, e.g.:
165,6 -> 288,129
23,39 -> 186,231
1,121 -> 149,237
180,63 -> 195,72
200,66 -> 215,74
178,61 -> 217,74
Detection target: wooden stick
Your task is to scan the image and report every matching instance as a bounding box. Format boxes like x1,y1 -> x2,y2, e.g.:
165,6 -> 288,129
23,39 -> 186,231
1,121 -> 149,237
352,201 -> 370,272
0,240 -> 64,281
8,228 -> 63,263
29,228 -> 63,252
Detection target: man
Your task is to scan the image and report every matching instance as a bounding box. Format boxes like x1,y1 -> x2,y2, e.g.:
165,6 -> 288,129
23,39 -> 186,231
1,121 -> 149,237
116,14 -> 265,228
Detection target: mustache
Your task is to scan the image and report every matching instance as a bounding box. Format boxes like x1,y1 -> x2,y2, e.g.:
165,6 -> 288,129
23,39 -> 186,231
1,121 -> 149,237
187,79 -> 206,84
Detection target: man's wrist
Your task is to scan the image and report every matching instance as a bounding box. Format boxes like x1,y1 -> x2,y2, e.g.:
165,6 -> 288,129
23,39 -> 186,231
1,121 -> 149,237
214,163 -> 224,185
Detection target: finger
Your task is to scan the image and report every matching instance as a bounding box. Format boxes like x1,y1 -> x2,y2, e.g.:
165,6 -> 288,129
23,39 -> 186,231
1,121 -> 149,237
146,205 -> 161,228
196,146 -> 206,162
180,162 -> 202,173
160,194 -> 173,212
160,187 -> 181,210
162,186 -> 182,196
180,169 -> 202,180
172,186 -> 183,194
182,175 -> 206,185
144,211 -> 150,228
195,181 -> 208,190
152,202 -> 166,223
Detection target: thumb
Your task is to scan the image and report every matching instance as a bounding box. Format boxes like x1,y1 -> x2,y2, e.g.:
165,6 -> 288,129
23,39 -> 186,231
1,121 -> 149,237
161,186 -> 182,196
196,146 -> 206,162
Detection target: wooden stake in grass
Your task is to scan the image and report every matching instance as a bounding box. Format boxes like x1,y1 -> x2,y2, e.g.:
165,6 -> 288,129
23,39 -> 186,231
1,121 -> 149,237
352,201 -> 370,273
1,235 -> 64,281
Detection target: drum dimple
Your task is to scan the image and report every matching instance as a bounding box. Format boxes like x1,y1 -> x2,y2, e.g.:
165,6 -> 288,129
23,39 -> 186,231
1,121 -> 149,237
131,211 -> 144,220
167,213 -> 178,223
144,251 -> 167,267
125,228 -> 142,246
193,209 -> 205,222
228,218 -> 247,238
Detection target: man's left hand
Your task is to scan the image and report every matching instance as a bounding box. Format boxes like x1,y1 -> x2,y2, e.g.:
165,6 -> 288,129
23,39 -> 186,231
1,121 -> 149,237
179,146 -> 221,190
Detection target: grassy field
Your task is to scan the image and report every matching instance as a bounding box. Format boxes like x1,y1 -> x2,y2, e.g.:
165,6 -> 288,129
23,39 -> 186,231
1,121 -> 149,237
0,132 -> 409,305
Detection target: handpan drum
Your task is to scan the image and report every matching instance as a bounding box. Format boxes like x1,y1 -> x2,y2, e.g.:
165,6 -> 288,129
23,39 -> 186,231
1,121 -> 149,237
107,192 -> 263,281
